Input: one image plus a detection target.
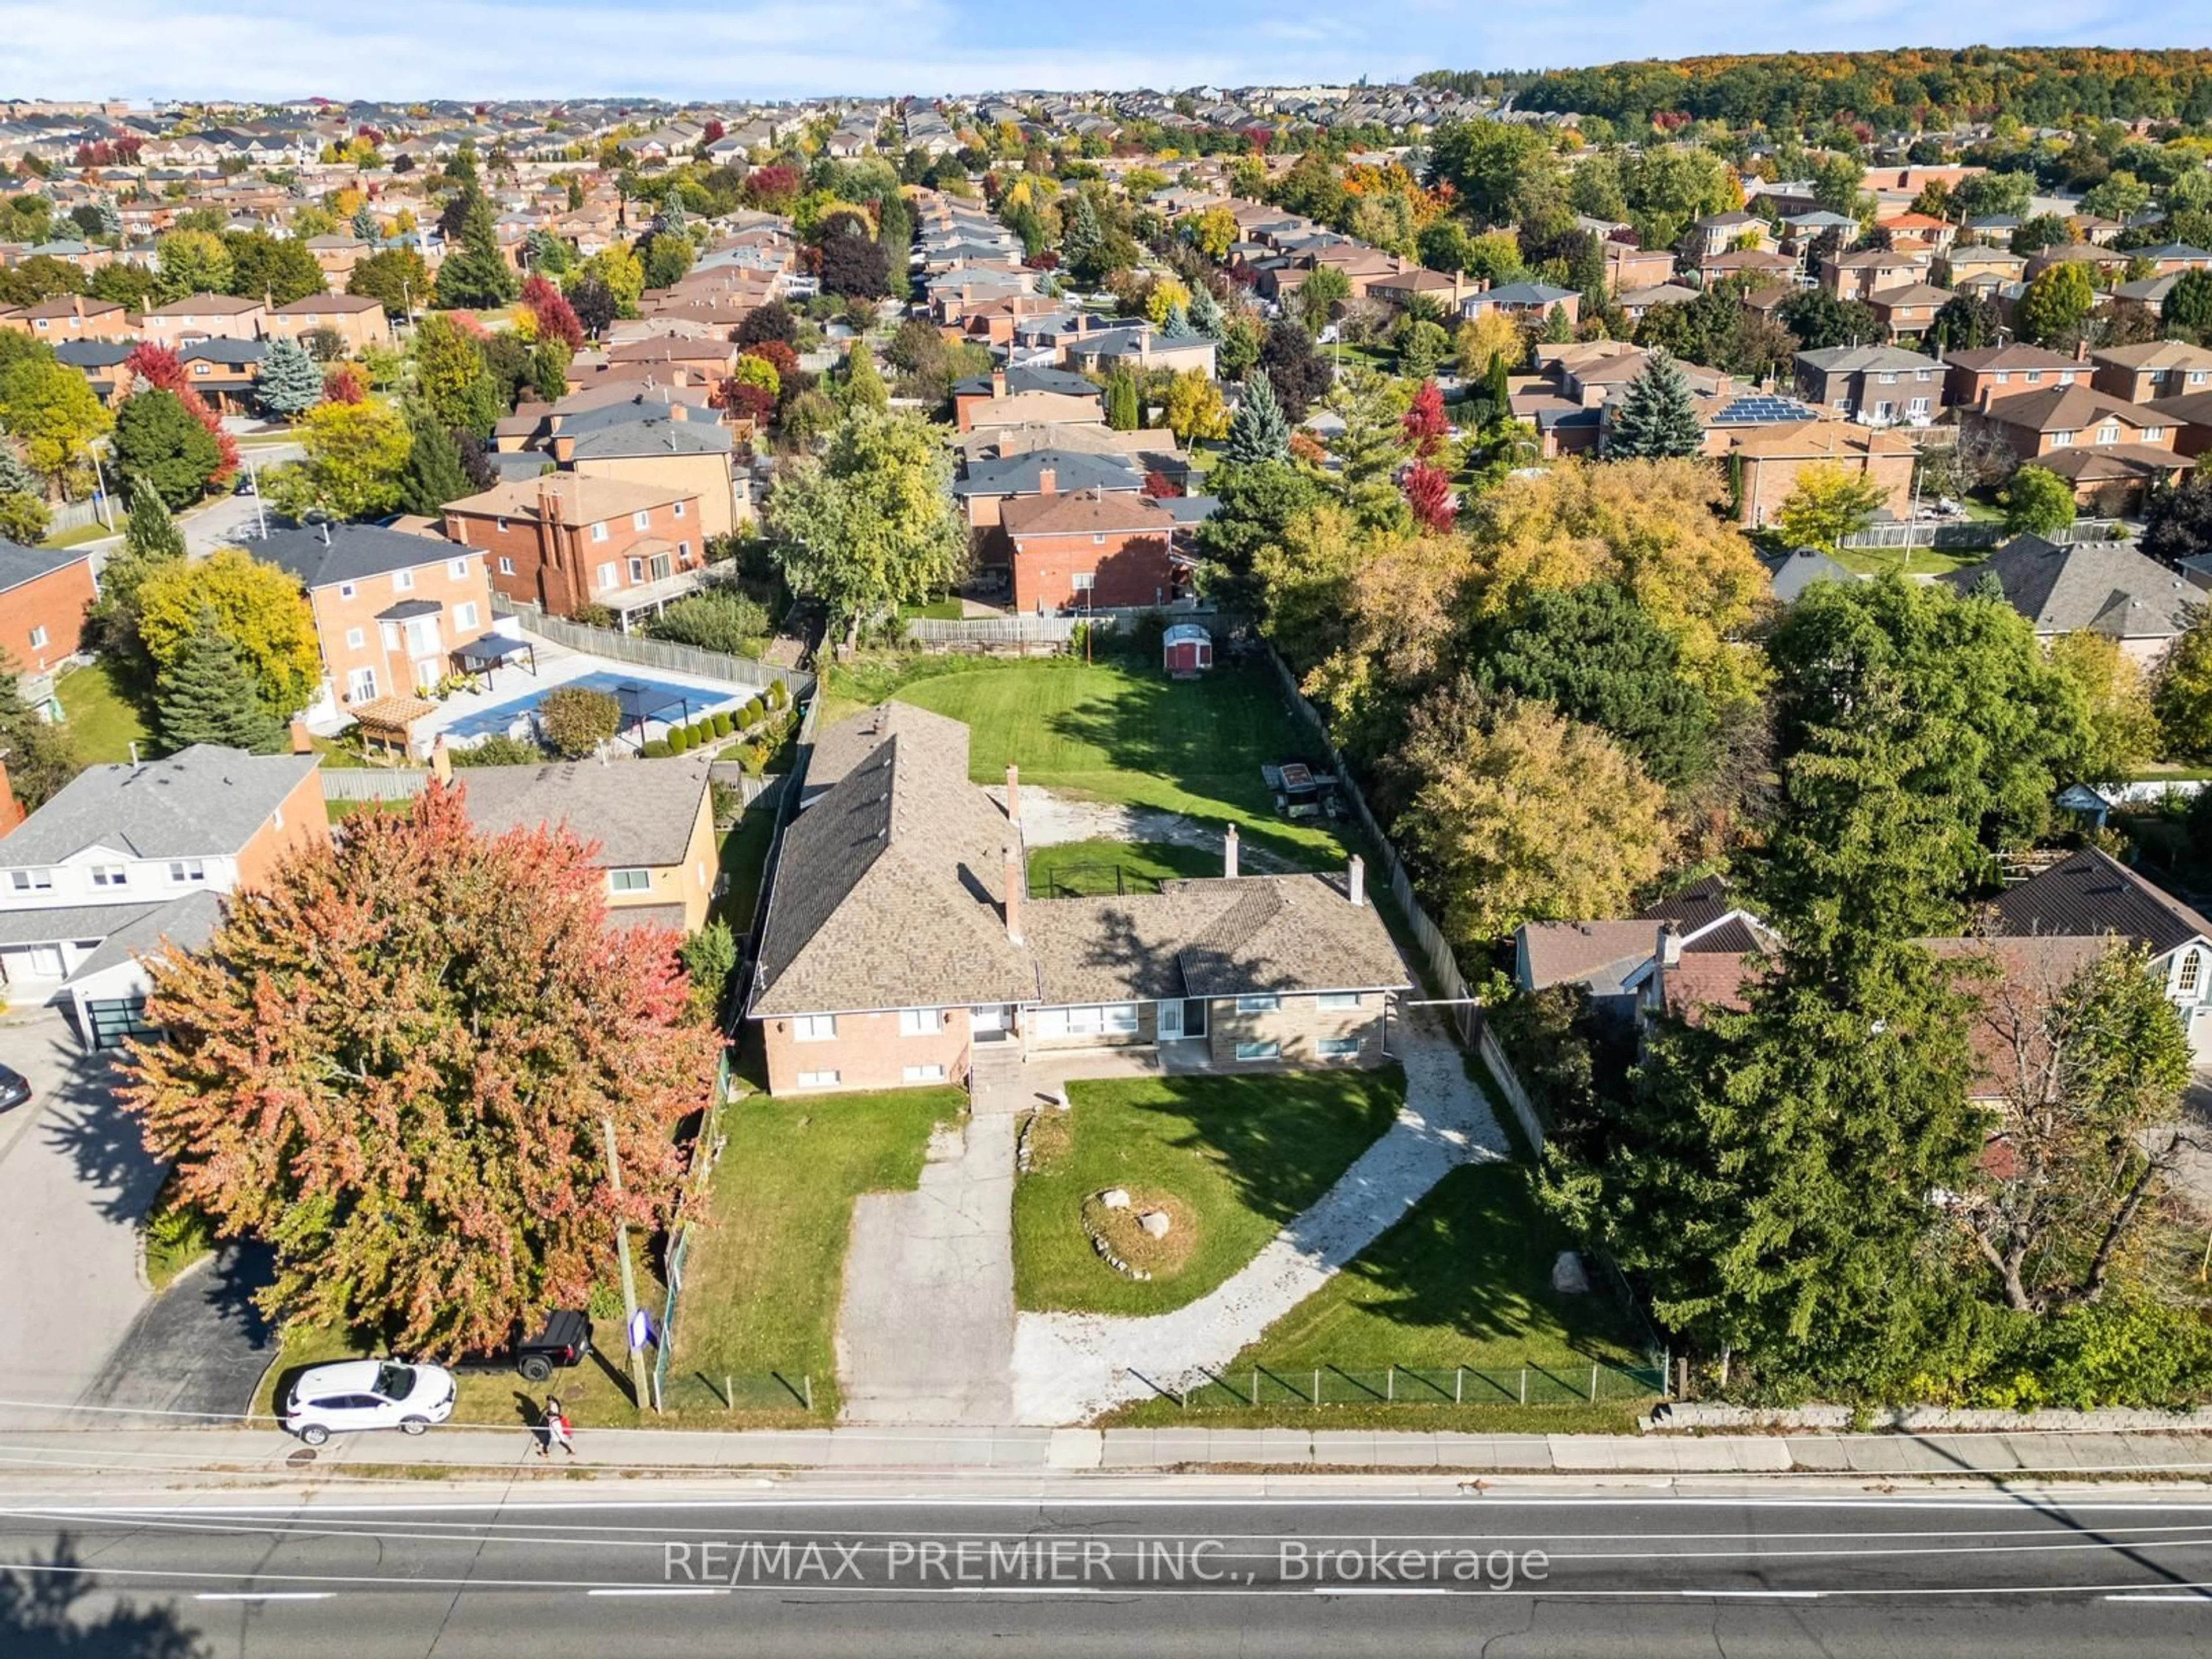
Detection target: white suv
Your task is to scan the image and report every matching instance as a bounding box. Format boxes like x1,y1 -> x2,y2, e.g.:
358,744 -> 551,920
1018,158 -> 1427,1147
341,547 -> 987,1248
283,1359 -> 457,1446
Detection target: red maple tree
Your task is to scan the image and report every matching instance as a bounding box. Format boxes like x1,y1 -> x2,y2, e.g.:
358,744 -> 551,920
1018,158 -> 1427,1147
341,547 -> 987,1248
321,363 -> 365,405
1402,379 -> 1449,461
122,342 -> 240,486
120,782 -> 719,1360
1402,462 -> 1457,533
520,274 -> 584,350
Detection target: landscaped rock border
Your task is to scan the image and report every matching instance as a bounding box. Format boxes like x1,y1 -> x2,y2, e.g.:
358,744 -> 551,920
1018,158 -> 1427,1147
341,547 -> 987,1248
1082,1191 -> 1152,1281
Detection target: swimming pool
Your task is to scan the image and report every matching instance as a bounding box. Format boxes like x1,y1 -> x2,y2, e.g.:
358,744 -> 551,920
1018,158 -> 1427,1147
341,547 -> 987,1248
442,669 -> 741,743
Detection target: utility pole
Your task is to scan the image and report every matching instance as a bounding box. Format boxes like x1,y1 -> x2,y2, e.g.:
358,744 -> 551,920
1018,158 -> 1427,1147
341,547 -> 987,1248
601,1115 -> 652,1410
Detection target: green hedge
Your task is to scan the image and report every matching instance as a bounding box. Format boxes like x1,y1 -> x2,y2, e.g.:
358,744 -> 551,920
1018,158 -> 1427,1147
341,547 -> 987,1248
712,710 -> 733,738
640,738 -> 673,758
669,725 -> 692,753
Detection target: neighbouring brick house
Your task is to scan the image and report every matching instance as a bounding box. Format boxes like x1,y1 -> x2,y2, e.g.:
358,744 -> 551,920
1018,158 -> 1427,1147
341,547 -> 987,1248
1940,534 -> 2200,668
998,486 -> 1199,612
260,522 -> 495,717
177,337 -> 264,412
1967,385 -> 2188,512
133,291 -> 267,350
264,292 -> 392,354
1793,343 -> 1946,421
1864,281 -> 1955,342
0,745 -> 329,1047
1719,421 -> 1916,529
0,539 -> 97,673
746,703 -> 1410,1096
440,474 -> 705,625
453,755 -> 717,935
0,294 -> 131,342
1941,344 -> 2087,410
2089,341 -> 2212,406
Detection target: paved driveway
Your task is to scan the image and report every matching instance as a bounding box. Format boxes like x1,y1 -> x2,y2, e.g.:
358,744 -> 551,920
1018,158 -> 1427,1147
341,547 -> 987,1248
0,1008 -> 161,1428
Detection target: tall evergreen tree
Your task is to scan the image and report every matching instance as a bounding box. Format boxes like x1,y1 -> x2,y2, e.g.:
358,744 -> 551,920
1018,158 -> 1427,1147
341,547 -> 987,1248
1060,192 -> 1102,276
157,609 -> 283,753
1188,283 -> 1225,340
1223,369 -> 1291,465
255,336 -> 324,419
1105,367 -> 1141,431
351,203 -> 379,242
395,407 -> 469,516
1605,353 -> 1705,459
84,478 -> 187,659
434,190 -> 519,309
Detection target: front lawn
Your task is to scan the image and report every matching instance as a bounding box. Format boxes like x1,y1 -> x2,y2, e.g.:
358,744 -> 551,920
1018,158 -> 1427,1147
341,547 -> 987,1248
1025,838 -> 1219,897
1013,1069 -> 1404,1317
55,658 -> 156,765
1105,1162 -> 1659,1430
1830,544 -> 1987,579
669,1086 -> 959,1417
838,656 -> 1353,869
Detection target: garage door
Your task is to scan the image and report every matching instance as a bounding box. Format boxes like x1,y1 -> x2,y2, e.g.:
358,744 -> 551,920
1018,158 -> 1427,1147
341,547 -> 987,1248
84,997 -> 157,1051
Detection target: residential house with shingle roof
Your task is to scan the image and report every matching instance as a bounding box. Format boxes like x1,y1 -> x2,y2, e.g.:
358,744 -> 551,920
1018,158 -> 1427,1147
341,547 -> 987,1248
1966,387 -> 2190,512
1941,535 -> 2200,666
747,703 -> 1408,1094
0,745 -> 330,1047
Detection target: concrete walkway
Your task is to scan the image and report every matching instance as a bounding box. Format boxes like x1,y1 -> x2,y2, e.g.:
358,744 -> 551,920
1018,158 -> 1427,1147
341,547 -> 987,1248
1009,1017 -> 1507,1426
835,1112 -> 1016,1425
10,1422 -> 2212,1484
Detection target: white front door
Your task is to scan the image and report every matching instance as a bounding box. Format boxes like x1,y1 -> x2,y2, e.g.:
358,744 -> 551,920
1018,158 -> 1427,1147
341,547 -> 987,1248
971,1004 -> 1006,1036
1157,999 -> 1183,1041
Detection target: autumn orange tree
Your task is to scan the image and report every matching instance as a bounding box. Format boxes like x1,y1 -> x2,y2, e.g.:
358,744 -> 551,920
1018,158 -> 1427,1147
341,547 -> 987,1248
120,782 -> 719,1359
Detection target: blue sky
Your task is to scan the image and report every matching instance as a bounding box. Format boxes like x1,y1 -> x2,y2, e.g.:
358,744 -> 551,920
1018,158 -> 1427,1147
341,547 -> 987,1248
0,2 -> 2206,103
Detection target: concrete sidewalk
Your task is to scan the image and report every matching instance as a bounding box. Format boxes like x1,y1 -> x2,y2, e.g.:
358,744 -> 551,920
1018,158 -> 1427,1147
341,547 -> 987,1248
8,1423 -> 2212,1483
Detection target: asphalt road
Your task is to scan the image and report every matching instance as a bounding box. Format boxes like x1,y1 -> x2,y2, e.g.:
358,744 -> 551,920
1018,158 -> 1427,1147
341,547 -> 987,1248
10,1490 -> 2212,1656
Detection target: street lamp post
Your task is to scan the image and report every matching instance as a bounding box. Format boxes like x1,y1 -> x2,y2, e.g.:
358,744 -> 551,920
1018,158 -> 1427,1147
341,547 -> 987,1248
600,1115 -> 653,1412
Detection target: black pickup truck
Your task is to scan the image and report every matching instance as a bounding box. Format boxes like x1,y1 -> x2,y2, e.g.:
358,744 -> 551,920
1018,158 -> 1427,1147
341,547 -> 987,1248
455,1309 -> 594,1382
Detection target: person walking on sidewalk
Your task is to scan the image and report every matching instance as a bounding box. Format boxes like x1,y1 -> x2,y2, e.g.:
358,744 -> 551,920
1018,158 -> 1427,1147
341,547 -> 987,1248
542,1397 -> 577,1459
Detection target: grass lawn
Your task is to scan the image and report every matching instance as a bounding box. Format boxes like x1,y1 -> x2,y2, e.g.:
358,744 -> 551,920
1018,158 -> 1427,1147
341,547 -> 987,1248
1013,1069 -> 1404,1317
897,596 -> 965,621
54,658 -> 156,764
832,656 -> 1353,870
715,807 -> 777,932
40,521 -> 117,551
141,1174 -> 214,1293
1830,544 -> 1986,578
1025,838 -> 1218,897
1104,1162 -> 1658,1431
669,1087 -> 960,1418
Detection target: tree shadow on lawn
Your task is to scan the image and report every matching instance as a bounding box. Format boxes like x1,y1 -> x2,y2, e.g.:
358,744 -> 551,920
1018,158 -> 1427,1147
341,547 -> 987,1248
1257,1162 -> 1648,1366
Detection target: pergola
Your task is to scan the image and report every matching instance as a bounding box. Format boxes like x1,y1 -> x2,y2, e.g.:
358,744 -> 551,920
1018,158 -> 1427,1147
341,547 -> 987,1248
611,682 -> 706,748
350,694 -> 438,761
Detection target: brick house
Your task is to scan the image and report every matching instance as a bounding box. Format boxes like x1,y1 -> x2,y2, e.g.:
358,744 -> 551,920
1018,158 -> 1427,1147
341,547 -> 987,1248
0,540 -> 97,673
952,367 -> 1107,434
1820,248 -> 1926,302
1721,421 -> 1916,529
1941,344 -> 2086,410
2089,341 -> 2212,406
0,294 -> 131,342
1864,281 -> 1955,342
746,703 -> 1410,1096
1460,281 -> 1580,328
0,745 -> 329,1046
177,338 -> 264,413
302,233 -> 373,285
454,756 -> 717,934
260,523 -> 495,716
133,292 -> 267,350
1941,535 -> 2200,668
1602,240 -> 1677,294
440,475 -> 705,625
1793,343 -> 1946,421
1967,385 -> 2187,511
264,292 -> 392,354
999,486 -> 1192,612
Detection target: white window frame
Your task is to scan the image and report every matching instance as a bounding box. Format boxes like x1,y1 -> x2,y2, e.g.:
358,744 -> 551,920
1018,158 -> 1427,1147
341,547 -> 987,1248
1235,993 -> 1280,1014
2181,951 -> 2203,997
1234,1039 -> 1281,1062
596,561 -> 618,592
899,1008 -> 943,1036
796,1069 -> 840,1088
590,521 -> 609,543
607,868 -> 653,894
338,582 -> 357,599
498,556 -> 514,575
631,509 -> 652,531
27,624 -> 47,651
2050,430 -> 2073,448
454,601 -> 479,631
1070,571 -> 1096,592
902,1063 -> 946,1082
392,568 -> 415,592
90,864 -> 128,888
2023,370 -> 2042,384
1316,1036 -> 1362,1058
671,499 -> 685,518
344,626 -> 366,649
447,556 -> 469,579
495,516 -> 509,533
2096,424 -> 2120,444
346,665 -> 378,702
1316,991 -> 1363,1010
8,868 -> 53,892
793,1013 -> 837,1043
168,858 -> 206,884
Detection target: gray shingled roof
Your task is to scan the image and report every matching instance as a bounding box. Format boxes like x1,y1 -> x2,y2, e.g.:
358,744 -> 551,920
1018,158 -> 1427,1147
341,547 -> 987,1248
0,537 -> 89,596
1941,535 -> 2199,640
1516,921 -> 1660,995
566,418 -> 734,460
454,757 -> 710,870
261,523 -> 471,591
1,747 -> 317,865
952,448 -> 1142,500
1984,849 -> 2212,957
63,889 -> 224,983
0,899 -> 168,950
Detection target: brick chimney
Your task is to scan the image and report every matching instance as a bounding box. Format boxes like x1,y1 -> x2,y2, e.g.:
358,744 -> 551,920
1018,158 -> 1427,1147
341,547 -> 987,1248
1003,840 -> 1024,944
289,719 -> 312,754
551,434 -> 576,464
2074,335 -> 2089,362
540,479 -> 565,524
991,366 -> 1008,397
1224,823 -> 1239,879
668,400 -> 688,422
1347,854 -> 1365,907
1035,465 -> 1056,498
1005,762 -> 1020,823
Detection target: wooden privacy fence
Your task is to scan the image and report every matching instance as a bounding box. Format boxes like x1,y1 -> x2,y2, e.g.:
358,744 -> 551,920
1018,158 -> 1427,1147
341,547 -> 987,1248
1263,645 -> 1548,1153
320,768 -> 429,802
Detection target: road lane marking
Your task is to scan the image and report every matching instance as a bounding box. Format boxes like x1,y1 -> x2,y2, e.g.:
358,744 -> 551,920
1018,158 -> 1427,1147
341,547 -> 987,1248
194,1592 -> 335,1602
585,1587 -> 730,1597
2105,1592 -> 2212,1602
1685,1590 -> 1822,1599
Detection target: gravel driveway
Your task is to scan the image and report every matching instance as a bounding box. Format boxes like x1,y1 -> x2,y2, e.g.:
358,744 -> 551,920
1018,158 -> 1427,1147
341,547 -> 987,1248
1007,1017 -> 1506,1425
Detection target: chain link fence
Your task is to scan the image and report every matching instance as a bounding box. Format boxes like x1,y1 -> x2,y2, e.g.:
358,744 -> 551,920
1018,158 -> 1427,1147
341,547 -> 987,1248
1135,1361 -> 1666,1411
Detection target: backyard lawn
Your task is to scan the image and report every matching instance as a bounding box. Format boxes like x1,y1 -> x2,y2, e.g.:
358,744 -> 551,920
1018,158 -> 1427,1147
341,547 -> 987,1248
1013,1069 -> 1405,1318
1830,544 -> 1987,579
1107,1161 -> 1660,1431
831,656 -> 1353,869
1025,838 -> 1218,897
668,1086 -> 959,1417
54,658 -> 156,764
715,806 -> 778,932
